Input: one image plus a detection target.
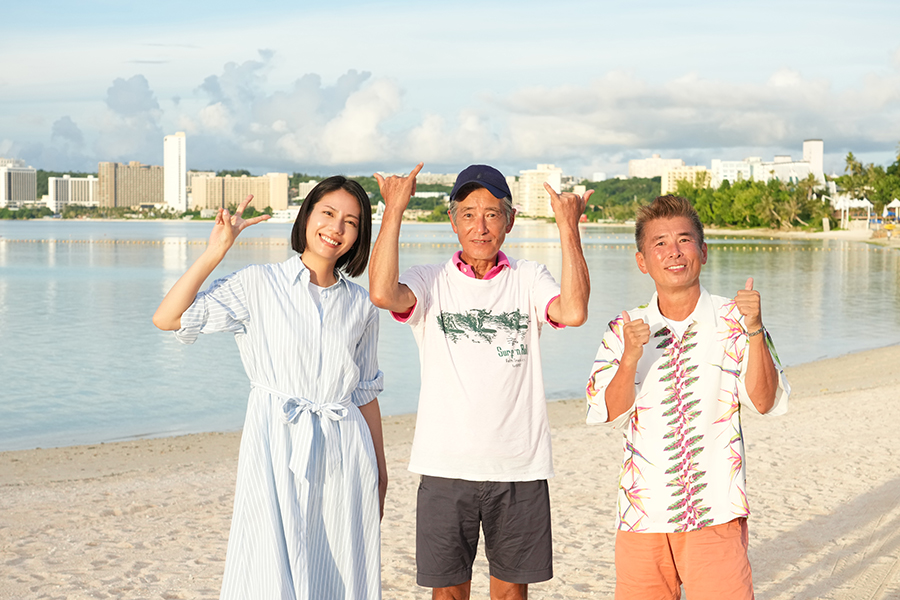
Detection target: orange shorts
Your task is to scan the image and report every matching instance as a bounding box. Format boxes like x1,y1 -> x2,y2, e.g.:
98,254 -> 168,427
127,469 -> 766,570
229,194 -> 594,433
614,518 -> 753,600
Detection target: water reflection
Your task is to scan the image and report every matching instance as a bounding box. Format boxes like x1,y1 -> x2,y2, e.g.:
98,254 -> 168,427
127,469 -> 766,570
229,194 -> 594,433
0,221 -> 898,451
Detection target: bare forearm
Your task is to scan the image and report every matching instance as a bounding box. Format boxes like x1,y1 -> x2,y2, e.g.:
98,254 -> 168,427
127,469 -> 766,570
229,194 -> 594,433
744,334 -> 778,413
604,359 -> 638,422
152,247 -> 226,331
369,208 -> 415,312
359,398 -> 388,517
551,224 -> 590,326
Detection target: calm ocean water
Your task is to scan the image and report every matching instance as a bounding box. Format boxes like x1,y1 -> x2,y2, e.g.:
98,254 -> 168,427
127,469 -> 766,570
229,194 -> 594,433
1,219 -> 898,451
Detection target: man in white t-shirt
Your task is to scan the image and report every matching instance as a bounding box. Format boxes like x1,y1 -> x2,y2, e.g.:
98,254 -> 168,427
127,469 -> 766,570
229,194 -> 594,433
369,162 -> 592,600
586,195 -> 789,600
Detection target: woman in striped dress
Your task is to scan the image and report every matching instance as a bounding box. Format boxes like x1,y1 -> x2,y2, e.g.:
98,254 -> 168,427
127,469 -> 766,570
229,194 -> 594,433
153,177 -> 386,599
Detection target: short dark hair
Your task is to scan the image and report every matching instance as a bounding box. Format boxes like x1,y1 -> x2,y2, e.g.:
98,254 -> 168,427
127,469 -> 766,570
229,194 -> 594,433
635,195 -> 704,252
290,176 -> 372,278
448,182 -> 515,225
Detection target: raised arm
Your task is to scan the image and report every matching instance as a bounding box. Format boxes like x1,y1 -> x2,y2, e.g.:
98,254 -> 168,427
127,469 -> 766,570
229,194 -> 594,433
152,195 -> 270,331
603,310 -> 650,421
368,163 -> 422,313
735,277 -> 778,413
546,185 -> 592,327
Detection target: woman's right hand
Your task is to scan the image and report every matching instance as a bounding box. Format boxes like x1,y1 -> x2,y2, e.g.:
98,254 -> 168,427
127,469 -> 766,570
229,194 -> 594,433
208,194 -> 271,255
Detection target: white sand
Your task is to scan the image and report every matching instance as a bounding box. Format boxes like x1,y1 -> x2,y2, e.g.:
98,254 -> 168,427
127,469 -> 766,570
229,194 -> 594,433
1,345 -> 899,599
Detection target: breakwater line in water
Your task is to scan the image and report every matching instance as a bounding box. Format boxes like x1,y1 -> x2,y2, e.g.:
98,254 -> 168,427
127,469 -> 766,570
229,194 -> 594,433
1,237 -> 896,254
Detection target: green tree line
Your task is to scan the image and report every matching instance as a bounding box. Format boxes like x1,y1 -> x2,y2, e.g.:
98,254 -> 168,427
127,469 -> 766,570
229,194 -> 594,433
581,177 -> 661,222
0,206 -> 53,219
675,175 -> 831,229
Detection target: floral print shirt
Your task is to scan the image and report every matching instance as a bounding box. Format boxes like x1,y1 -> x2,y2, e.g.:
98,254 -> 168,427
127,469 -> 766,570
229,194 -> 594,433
586,287 -> 789,533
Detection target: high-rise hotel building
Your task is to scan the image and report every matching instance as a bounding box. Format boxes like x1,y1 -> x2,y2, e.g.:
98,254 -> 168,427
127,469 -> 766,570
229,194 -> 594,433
510,164 -> 563,218
0,158 -> 37,208
47,175 -> 98,213
98,161 -> 164,208
191,173 -> 289,212
164,132 -> 187,212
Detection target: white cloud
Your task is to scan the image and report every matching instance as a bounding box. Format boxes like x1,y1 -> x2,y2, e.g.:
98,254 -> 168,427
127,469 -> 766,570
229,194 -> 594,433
320,79 -> 403,164
9,49 -> 900,177
199,103 -> 233,135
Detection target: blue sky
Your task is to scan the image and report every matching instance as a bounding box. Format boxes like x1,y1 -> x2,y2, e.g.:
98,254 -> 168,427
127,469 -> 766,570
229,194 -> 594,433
3,0 -> 900,178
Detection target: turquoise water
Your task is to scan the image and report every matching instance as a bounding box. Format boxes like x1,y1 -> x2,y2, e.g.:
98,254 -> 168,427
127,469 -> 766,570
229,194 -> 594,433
1,220 -> 898,451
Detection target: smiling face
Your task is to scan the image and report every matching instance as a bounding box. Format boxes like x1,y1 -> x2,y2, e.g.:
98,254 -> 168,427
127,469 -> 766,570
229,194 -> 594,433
635,216 -> 708,295
449,186 -> 515,266
303,188 -> 361,269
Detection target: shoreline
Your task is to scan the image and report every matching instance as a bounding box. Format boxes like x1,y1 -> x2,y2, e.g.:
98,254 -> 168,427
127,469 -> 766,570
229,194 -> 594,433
7,218 -> 898,248
2,341 -> 897,471
1,341 -> 897,458
2,344 -> 900,598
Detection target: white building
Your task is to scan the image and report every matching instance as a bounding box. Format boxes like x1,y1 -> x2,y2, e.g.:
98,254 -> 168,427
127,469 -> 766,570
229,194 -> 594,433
710,140 -> 826,188
710,159 -> 753,188
47,175 -> 98,213
412,191 -> 447,200
629,154 -> 685,179
748,140 -> 825,185
0,161 -> 37,208
660,166 -> 711,195
802,139 -> 824,181
164,132 -> 187,212
417,172 -> 457,186
297,179 -> 319,200
511,164 -> 563,218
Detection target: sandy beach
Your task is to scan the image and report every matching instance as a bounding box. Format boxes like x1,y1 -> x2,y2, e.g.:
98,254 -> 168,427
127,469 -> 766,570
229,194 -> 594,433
2,345 -> 899,599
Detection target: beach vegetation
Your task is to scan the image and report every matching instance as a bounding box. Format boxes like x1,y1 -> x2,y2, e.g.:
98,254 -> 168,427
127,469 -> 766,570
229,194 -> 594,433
581,177 -> 660,222
216,169 -> 253,178
835,149 -> 900,212
0,206 -> 54,219
676,175 -> 833,231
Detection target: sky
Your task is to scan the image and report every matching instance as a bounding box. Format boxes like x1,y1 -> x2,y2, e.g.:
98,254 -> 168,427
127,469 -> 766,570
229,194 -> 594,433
3,0 -> 900,179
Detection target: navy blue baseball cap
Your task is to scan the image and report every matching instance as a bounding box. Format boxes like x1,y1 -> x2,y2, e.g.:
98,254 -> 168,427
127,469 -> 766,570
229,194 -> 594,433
449,164 -> 511,201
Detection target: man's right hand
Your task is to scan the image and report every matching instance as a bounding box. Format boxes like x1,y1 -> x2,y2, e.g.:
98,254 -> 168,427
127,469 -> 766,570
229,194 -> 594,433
621,310 -> 650,364
374,162 -> 424,214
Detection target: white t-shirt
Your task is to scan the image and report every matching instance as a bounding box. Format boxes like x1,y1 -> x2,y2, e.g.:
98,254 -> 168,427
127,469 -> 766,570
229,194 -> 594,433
395,256 -> 562,481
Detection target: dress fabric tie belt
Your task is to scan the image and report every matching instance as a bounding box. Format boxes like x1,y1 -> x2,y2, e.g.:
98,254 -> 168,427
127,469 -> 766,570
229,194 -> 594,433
251,382 -> 350,478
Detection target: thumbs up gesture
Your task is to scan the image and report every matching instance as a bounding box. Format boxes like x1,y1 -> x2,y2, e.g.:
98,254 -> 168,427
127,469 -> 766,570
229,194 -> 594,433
734,277 -> 763,332
621,310 -> 651,363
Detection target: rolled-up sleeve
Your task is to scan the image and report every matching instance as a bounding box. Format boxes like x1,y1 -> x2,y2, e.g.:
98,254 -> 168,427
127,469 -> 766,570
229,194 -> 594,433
351,302 -> 384,407
586,316 -> 632,427
532,263 -> 563,329
174,271 -> 250,345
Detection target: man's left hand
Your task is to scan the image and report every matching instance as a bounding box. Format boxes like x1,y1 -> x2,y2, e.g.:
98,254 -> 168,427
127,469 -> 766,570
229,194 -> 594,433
734,277 -> 763,332
545,183 -> 592,228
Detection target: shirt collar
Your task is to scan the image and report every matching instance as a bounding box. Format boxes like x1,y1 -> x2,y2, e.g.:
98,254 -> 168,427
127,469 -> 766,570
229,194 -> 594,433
288,254 -> 346,290
452,250 -> 510,280
647,285 -> 714,334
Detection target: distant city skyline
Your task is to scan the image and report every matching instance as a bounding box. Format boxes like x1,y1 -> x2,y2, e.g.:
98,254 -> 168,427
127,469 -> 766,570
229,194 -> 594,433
3,1 -> 900,178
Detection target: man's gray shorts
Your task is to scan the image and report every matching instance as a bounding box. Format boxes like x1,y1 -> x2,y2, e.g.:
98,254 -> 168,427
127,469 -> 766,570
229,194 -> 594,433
415,475 -> 553,588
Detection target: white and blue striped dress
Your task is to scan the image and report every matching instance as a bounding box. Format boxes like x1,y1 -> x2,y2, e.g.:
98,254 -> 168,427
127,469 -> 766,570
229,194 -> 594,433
175,254 -> 384,600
